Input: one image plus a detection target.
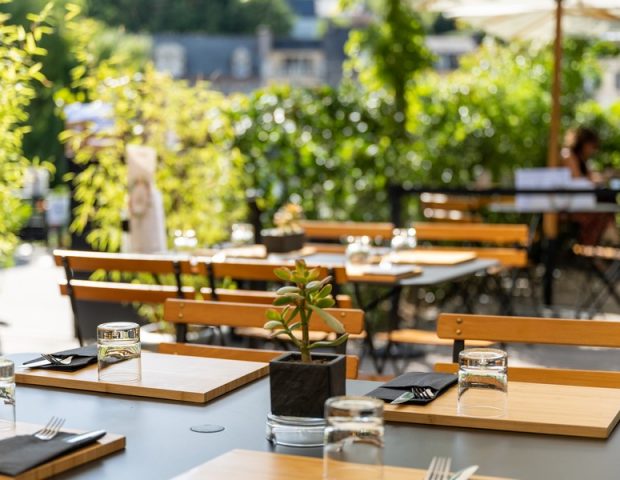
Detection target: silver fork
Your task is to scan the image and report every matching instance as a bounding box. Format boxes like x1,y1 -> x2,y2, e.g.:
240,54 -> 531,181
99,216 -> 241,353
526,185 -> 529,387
412,387 -> 435,400
425,456 -> 452,480
33,416 -> 66,441
40,354 -> 73,366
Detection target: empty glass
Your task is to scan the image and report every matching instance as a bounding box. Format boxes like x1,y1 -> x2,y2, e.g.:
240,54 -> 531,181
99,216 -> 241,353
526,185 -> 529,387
345,236 -> 372,265
231,223 -> 255,246
458,348 -> 508,417
323,396 -> 384,480
0,359 -> 15,432
390,228 -> 417,252
97,322 -> 142,383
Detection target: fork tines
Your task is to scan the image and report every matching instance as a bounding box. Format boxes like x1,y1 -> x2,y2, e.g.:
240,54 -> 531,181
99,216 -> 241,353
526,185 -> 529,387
424,456 -> 452,480
34,416 -> 66,441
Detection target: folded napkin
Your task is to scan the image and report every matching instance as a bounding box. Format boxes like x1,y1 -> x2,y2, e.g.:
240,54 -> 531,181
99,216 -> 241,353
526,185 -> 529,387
0,432 -> 101,476
23,345 -> 98,372
367,372 -> 457,405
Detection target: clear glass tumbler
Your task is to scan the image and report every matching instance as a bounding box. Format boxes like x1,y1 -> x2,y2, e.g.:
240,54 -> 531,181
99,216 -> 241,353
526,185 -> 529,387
97,322 -> 142,383
0,359 -> 15,432
231,223 -> 255,246
345,236 -> 371,265
323,396 -> 384,480
458,348 -> 508,417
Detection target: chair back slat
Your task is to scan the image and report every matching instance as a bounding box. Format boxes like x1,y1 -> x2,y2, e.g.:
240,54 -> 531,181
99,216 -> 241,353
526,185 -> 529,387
438,313 -> 620,348
200,260 -> 349,285
414,223 -> 529,246
164,299 -> 364,334
159,343 -> 360,379
54,250 -> 179,274
299,220 -> 394,241
59,280 -> 354,308
434,362 -> 620,389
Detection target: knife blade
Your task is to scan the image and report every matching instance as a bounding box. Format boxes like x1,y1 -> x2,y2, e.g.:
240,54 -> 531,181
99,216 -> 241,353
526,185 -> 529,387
63,430 -> 107,444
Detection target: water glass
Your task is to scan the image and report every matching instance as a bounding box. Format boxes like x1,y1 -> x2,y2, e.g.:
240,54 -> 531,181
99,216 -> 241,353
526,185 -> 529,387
458,348 -> 508,417
0,359 -> 15,432
345,236 -> 372,265
98,322 -> 142,383
231,223 -> 255,246
390,228 -> 417,252
323,396 -> 384,480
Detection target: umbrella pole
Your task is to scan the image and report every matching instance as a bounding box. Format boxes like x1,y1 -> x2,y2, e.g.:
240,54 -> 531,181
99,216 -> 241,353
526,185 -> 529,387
547,0 -> 563,168
542,0 -> 563,306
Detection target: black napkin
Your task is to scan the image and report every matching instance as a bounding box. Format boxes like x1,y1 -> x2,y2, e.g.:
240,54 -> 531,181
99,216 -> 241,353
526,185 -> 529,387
23,345 -> 98,372
0,432 -> 102,476
367,372 -> 457,405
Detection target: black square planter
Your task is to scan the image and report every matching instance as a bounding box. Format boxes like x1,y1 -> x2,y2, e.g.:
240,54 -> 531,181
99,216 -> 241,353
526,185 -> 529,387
261,231 -> 305,253
269,352 -> 346,418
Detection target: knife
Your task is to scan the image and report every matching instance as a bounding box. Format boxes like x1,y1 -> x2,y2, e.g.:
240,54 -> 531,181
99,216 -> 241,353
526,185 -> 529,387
63,430 -> 107,444
449,465 -> 479,480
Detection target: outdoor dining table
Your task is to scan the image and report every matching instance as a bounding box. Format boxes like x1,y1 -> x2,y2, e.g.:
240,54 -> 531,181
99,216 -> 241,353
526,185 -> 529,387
10,353 -> 620,480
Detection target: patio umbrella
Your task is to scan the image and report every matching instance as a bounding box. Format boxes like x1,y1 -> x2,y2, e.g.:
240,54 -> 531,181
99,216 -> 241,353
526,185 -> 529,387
414,0 -> 620,166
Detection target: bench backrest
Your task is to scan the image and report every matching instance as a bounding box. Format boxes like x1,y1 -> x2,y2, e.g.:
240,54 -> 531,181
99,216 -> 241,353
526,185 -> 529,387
299,220 -> 394,242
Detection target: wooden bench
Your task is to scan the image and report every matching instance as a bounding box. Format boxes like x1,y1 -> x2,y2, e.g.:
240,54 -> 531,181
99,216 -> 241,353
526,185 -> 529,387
162,299 -> 364,378
434,313 -> 620,388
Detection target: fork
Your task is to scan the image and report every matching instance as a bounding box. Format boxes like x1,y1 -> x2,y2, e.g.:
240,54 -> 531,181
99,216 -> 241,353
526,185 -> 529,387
40,354 -> 73,366
424,456 -> 452,480
33,416 -> 66,441
412,387 -> 435,400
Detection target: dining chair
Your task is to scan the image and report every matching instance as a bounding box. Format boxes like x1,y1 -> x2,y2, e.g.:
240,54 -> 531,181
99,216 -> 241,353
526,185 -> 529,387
162,299 -> 365,378
434,312 -> 620,388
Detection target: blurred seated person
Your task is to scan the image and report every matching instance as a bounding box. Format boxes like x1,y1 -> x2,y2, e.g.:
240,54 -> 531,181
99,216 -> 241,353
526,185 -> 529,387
561,127 -> 619,245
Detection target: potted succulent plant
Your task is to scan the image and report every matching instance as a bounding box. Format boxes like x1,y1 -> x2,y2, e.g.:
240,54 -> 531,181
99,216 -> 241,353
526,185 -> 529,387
264,260 -> 348,442
261,203 -> 305,253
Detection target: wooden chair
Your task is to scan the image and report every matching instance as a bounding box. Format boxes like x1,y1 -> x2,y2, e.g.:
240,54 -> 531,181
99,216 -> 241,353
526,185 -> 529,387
413,222 -> 530,268
299,220 -> 394,243
434,312 -> 620,388
419,193 -> 484,223
572,244 -> 620,318
54,249 -> 194,344
162,299 -> 365,378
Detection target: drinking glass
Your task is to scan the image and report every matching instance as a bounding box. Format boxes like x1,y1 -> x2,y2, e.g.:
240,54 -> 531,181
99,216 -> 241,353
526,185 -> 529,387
458,348 -> 508,417
345,236 -> 371,265
323,396 -> 384,480
0,359 -> 15,432
97,322 -> 142,383
231,223 -> 255,246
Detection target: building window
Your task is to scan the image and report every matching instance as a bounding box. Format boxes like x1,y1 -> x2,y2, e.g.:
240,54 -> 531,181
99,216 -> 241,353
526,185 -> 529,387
283,57 -> 313,75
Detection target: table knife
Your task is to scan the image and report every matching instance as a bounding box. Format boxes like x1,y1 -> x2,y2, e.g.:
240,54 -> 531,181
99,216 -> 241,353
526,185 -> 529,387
63,430 -> 107,444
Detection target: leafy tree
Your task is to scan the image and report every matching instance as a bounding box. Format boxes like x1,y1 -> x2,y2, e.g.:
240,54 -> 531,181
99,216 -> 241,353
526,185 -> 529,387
61,7 -> 245,251
86,0 -> 293,35
0,2 -> 51,264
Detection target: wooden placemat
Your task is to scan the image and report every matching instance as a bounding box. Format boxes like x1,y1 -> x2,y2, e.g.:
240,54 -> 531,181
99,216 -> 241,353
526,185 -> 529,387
388,250 -> 477,266
16,352 -> 268,404
0,422 -> 125,480
346,265 -> 423,283
172,449 -> 512,480
382,381 -> 620,438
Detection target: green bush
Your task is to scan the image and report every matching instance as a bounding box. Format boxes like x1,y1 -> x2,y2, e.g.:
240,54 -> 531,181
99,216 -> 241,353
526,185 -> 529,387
0,2 -> 51,265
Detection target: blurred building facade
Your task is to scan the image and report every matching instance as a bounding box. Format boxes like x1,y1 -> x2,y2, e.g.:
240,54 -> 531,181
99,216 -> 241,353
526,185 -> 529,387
152,0 -> 477,93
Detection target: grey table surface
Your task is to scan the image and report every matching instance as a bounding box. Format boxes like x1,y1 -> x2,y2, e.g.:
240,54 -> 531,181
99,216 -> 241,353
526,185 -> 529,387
10,353 -> 620,480
298,253 -> 497,287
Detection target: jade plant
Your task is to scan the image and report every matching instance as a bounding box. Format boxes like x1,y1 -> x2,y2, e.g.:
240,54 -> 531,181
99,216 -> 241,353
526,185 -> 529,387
264,260 -> 347,363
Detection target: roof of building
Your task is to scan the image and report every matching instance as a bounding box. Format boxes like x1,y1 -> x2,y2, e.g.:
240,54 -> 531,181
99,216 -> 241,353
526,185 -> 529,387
153,34 -> 260,79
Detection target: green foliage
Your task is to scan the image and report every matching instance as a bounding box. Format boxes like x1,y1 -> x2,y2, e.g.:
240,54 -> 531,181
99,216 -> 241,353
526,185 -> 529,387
86,0 -> 293,35
0,0 -> 150,182
61,6 -> 245,251
0,1 -> 51,265
263,260 -> 346,363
